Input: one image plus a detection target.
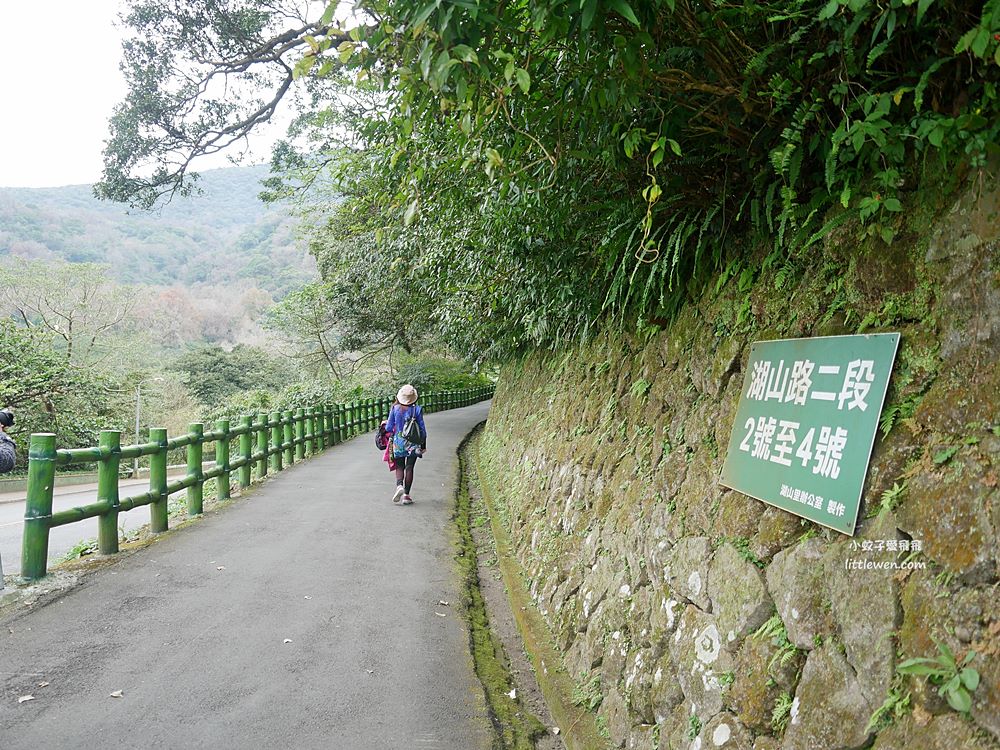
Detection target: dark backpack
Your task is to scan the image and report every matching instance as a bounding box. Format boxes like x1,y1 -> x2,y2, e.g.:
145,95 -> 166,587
375,422 -> 388,451
401,406 -> 422,444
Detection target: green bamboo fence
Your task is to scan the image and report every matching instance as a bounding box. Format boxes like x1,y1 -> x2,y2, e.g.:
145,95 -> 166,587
19,386 -> 494,580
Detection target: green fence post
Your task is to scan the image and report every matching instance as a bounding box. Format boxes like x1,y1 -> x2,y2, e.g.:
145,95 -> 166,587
301,407 -> 312,457
283,410 -> 294,465
335,403 -> 344,444
150,427 -> 168,533
216,419 -> 231,500
315,405 -> 325,450
317,405 -> 325,452
187,423 -> 204,515
270,411 -> 282,473
323,404 -> 332,448
255,413 -> 268,478
239,415 -> 252,488
97,430 -> 122,555
295,408 -> 306,460
21,433 -> 57,580
311,406 -> 320,454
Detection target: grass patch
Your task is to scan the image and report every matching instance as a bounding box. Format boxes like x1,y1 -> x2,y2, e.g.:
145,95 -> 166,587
455,430 -> 547,749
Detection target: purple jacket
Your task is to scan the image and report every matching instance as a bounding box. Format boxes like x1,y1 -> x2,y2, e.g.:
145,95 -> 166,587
385,403 -> 427,448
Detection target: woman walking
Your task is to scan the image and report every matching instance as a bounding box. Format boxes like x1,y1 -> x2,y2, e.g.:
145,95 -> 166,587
385,384 -> 427,505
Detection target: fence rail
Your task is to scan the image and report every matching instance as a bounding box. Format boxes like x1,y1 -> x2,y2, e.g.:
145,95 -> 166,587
20,386 -> 494,580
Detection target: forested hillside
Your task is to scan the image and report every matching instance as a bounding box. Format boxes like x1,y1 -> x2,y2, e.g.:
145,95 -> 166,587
0,165 -> 315,297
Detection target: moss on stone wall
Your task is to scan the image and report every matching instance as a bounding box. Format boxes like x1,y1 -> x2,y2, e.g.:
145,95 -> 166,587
480,172 -> 1000,750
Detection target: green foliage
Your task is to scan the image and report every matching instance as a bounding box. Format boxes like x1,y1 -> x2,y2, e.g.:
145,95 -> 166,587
0,258 -> 138,366
171,345 -> 289,406
932,444 -> 960,465
897,640 -> 980,713
0,320 -> 137,469
386,355 -> 492,396
571,673 -> 604,712
101,0 -> 1000,360
879,481 -> 908,514
58,538 -> 99,562
771,691 -> 794,734
1,166 -> 313,298
729,536 -> 766,569
687,714 -> 702,740
754,614 -> 802,671
629,379 -> 652,399
865,675 -> 911,733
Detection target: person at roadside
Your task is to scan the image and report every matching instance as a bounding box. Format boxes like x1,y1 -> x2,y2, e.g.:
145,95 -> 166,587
384,385 -> 426,505
0,408 -> 16,474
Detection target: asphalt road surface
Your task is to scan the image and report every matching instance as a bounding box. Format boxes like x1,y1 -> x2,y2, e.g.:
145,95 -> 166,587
0,477 -> 185,577
0,401 -> 494,750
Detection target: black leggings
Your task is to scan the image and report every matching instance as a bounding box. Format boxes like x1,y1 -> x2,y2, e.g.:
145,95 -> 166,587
395,454 -> 418,493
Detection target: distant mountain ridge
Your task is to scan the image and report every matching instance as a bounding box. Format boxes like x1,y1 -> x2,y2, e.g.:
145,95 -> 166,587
0,165 -> 316,297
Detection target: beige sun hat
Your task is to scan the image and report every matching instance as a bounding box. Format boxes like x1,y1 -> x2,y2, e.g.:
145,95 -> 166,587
397,384 -> 418,405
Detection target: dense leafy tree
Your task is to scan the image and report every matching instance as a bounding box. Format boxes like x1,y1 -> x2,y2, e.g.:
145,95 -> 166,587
0,321 -> 75,407
100,0 -> 1000,359
171,344 -> 292,405
0,320 -> 136,467
0,259 -> 137,366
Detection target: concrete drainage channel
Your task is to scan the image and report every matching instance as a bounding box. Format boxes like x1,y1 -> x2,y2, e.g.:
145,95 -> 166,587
456,425 -> 607,750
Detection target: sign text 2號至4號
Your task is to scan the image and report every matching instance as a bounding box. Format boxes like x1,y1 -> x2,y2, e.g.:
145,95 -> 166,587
720,333 -> 900,535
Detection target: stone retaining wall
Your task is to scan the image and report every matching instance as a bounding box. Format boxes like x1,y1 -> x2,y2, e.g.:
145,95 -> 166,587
480,175 -> 1000,750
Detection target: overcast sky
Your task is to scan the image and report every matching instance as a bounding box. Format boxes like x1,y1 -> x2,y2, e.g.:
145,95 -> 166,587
0,1 -> 283,189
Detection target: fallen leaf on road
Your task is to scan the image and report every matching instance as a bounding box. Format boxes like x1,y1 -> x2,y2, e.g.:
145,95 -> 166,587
552,727 -> 560,736
110,691 -> 123,699
435,612 -> 446,617
37,682 -> 50,688
283,639 -> 293,644
438,600 -> 449,606
18,695 -> 34,704
304,596 -> 312,600
366,670 -> 374,675
507,689 -> 516,700
216,566 -> 226,571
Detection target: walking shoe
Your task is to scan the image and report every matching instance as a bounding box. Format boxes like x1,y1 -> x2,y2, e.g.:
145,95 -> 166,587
392,486 -> 405,504
401,494 -> 414,505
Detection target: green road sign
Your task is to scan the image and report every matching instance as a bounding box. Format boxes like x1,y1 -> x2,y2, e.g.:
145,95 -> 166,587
720,333 -> 900,535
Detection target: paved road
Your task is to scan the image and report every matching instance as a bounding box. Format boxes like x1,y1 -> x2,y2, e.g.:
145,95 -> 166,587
0,476 -> 186,577
0,402 -> 494,750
